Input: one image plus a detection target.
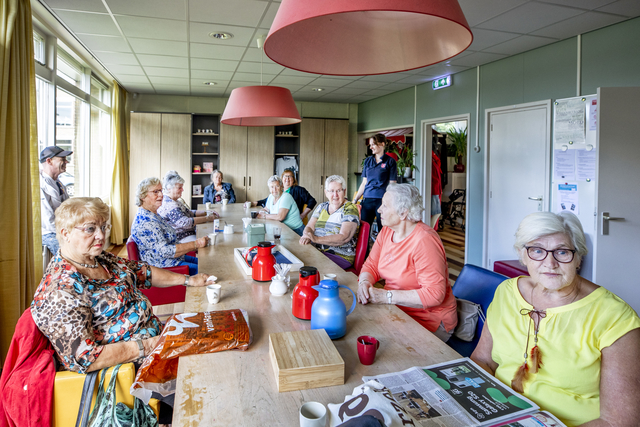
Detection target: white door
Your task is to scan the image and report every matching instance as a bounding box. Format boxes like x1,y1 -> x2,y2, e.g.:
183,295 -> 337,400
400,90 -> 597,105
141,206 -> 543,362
594,87 -> 640,313
485,101 -> 551,268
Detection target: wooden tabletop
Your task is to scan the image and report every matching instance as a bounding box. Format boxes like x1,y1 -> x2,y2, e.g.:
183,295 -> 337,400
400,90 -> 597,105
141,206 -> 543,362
173,204 -> 460,426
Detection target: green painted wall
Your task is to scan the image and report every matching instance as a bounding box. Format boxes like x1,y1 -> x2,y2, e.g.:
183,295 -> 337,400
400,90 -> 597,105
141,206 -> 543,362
357,17 -> 640,266
357,88 -> 415,132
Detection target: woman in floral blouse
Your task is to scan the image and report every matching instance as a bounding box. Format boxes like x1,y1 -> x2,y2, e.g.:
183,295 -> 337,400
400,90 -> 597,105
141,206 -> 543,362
158,170 -> 217,243
131,177 -> 209,275
31,197 -> 213,374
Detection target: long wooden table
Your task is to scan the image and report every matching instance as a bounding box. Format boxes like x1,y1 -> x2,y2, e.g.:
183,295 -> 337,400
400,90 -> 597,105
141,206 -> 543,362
173,204 -> 460,426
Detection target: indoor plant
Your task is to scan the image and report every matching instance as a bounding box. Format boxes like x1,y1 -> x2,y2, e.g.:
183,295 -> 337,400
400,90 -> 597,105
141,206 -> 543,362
392,145 -> 418,179
446,125 -> 467,172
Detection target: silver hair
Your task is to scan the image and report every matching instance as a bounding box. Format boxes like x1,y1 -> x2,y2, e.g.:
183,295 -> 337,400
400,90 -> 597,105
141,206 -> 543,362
386,183 -> 423,222
210,169 -> 222,181
267,175 -> 283,189
135,177 -> 161,206
324,175 -> 346,190
514,211 -> 588,263
163,170 -> 184,191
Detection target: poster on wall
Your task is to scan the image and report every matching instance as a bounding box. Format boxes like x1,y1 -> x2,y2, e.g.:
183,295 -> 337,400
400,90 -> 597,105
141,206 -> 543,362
553,149 -> 576,180
557,184 -> 579,214
554,98 -> 585,146
576,149 -> 597,181
588,99 -> 598,132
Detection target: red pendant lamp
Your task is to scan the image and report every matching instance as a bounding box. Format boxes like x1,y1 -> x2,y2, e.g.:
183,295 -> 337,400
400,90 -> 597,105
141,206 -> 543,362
264,0 -> 473,76
221,36 -> 301,127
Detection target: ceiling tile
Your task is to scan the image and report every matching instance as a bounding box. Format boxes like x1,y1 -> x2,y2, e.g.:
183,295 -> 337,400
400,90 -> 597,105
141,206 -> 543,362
531,10 -> 626,39
379,82 -> 416,91
540,0 -> 619,10
278,68 -> 322,78
596,0 -> 640,16
148,76 -> 190,86
189,0 -> 267,27
449,51 -> 508,67
310,77 -> 356,88
359,74 -> 407,83
121,83 -> 155,93
152,83 -> 191,89
363,89 -> 396,97
190,87 -> 228,96
105,64 -> 145,75
477,2 -> 584,33
271,75 -> 317,85
116,15 -> 187,41
143,66 -> 189,78
395,75 -> 435,85
137,54 -> 189,68
236,61 -> 284,74
190,43 -> 246,60
78,34 -> 131,53
128,38 -> 188,56
468,28 -> 523,50
45,0 -> 107,13
191,70 -> 235,80
190,78 -> 231,87
52,10 -> 120,36
189,23 -> 257,47
116,75 -> 151,84
265,83 -> 304,92
106,0 -> 187,20
232,72 -> 275,83
259,2 -> 280,29
93,52 -> 138,65
191,58 -> 239,71
242,47 -> 264,62
344,80 -> 387,90
484,35 -> 558,55
458,0 -> 528,26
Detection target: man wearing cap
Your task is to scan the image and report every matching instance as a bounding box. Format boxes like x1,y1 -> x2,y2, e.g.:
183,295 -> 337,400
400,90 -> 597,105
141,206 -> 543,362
40,146 -> 73,255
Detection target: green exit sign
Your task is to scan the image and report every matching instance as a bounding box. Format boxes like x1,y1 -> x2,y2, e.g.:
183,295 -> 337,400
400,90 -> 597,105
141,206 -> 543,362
432,76 -> 452,90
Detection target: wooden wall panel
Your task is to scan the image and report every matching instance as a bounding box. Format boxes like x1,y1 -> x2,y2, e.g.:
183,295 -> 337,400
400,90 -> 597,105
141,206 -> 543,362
246,126 -> 274,202
130,113 -> 161,227
299,119 -> 325,203
219,124 -> 248,202
323,120 -> 349,201
161,114 -> 192,206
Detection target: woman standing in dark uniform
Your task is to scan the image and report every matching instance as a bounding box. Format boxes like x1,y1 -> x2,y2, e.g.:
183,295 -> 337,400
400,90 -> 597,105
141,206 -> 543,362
353,134 -> 397,232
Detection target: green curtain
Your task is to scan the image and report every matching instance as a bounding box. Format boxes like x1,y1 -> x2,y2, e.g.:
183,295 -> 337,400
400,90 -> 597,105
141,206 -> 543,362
0,0 -> 39,364
109,82 -> 129,244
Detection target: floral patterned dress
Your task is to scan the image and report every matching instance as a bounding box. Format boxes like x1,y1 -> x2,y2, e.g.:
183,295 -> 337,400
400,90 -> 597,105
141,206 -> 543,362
31,251 -> 162,373
157,195 -> 197,241
131,206 -> 183,268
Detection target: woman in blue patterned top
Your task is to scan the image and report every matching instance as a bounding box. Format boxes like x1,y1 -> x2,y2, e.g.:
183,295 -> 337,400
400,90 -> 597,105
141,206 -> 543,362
131,177 -> 209,275
158,170 -> 217,243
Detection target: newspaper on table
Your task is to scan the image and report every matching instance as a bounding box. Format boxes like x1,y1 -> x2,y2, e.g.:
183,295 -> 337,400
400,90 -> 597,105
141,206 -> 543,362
329,357 -> 564,427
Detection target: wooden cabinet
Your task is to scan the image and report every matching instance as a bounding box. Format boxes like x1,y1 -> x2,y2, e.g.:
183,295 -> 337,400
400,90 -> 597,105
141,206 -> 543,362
129,112 -> 191,227
299,119 -> 349,203
219,124 -> 274,203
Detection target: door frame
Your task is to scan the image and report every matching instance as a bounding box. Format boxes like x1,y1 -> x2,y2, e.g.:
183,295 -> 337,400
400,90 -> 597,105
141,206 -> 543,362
483,100 -> 552,268
420,113 -> 471,262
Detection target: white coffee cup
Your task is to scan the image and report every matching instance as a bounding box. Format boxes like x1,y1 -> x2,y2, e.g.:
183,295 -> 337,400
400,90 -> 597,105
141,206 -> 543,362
224,224 -> 234,234
243,201 -> 251,209
299,402 -> 326,427
206,283 -> 222,304
222,199 -> 229,206
205,202 -> 212,210
208,233 -> 216,246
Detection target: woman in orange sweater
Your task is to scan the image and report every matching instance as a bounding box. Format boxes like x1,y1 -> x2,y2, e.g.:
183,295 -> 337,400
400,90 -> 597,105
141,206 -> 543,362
357,184 -> 457,342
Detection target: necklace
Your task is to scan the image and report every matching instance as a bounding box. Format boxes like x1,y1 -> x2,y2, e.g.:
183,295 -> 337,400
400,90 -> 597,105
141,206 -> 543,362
62,252 -> 99,269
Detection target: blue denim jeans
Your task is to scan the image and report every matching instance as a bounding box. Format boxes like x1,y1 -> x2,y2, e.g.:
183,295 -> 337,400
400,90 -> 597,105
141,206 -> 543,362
178,255 -> 199,275
42,232 -> 60,256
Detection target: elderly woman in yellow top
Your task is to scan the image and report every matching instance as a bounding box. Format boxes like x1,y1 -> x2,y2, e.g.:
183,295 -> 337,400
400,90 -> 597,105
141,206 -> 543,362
299,175 -> 359,269
471,212 -> 640,426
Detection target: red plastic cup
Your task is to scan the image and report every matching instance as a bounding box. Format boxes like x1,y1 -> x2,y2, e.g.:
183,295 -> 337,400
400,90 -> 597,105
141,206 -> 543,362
357,335 -> 380,365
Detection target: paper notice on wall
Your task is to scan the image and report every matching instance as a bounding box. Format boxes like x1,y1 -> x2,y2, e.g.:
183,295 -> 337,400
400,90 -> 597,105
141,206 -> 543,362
588,99 -> 597,131
576,149 -> 597,181
558,184 -> 579,214
554,149 -> 576,180
555,98 -> 586,146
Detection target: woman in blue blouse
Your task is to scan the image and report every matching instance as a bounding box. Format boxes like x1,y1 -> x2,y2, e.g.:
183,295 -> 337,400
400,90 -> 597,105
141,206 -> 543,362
353,134 -> 397,232
257,175 -> 305,236
131,177 -> 209,275
203,169 -> 236,204
158,170 -> 217,243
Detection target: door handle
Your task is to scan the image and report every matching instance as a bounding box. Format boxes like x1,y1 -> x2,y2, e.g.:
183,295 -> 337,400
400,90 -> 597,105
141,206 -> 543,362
243,177 -> 246,187
528,196 -> 543,211
602,212 -> 625,235
249,176 -> 252,187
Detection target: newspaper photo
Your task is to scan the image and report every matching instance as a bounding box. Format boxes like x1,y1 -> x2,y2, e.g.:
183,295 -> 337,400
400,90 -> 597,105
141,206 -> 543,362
362,358 -> 560,427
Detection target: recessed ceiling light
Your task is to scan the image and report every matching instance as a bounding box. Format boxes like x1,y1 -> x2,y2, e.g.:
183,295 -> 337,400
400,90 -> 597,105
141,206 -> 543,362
203,82 -> 217,86
209,32 -> 233,40
312,88 -> 324,92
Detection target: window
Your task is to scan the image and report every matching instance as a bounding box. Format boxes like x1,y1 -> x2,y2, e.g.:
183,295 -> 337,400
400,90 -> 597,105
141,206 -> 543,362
90,105 -> 112,202
57,49 -> 85,90
33,31 -> 45,65
91,77 -> 111,107
56,88 -> 88,196
35,76 -> 54,152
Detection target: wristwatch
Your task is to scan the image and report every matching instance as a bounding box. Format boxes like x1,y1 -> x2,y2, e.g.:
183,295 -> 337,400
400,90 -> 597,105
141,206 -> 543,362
135,339 -> 145,359
183,275 -> 190,287
386,290 -> 393,304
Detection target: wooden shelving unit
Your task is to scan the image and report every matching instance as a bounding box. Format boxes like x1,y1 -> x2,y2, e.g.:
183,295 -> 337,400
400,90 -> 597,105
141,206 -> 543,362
191,114 -> 220,208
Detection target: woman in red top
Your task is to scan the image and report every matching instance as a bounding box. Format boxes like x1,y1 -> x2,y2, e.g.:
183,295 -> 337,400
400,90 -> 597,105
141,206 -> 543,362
357,184 -> 457,342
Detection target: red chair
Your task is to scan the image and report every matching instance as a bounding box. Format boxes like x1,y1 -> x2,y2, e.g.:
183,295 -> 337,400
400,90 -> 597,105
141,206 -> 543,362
346,221 -> 370,276
125,236 -> 187,305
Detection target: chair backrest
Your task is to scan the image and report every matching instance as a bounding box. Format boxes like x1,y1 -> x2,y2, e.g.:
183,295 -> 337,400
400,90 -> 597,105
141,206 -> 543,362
351,221 -> 370,275
447,264 -> 507,357
126,236 -> 140,261
139,265 -> 188,305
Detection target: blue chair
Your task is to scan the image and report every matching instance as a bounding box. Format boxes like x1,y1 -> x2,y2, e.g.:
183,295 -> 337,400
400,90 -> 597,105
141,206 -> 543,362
447,264 -> 508,357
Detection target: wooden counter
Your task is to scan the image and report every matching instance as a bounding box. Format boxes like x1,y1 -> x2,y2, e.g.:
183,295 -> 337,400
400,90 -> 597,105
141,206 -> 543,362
173,204 -> 460,426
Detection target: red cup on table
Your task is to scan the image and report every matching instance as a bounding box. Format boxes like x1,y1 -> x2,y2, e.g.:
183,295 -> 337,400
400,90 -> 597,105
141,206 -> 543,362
357,335 -> 380,365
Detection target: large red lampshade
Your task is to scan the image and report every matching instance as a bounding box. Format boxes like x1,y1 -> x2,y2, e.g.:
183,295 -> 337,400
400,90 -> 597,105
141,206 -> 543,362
264,0 -> 473,76
221,86 -> 301,126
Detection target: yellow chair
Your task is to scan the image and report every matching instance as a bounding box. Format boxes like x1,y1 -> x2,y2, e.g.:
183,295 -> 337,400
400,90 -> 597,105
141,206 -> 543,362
53,363 -> 160,426
302,203 -> 309,225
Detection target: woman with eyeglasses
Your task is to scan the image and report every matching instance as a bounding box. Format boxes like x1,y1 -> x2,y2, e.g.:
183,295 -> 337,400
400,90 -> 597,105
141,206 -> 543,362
471,212 -> 640,426
131,177 -> 209,275
30,197 -> 212,424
